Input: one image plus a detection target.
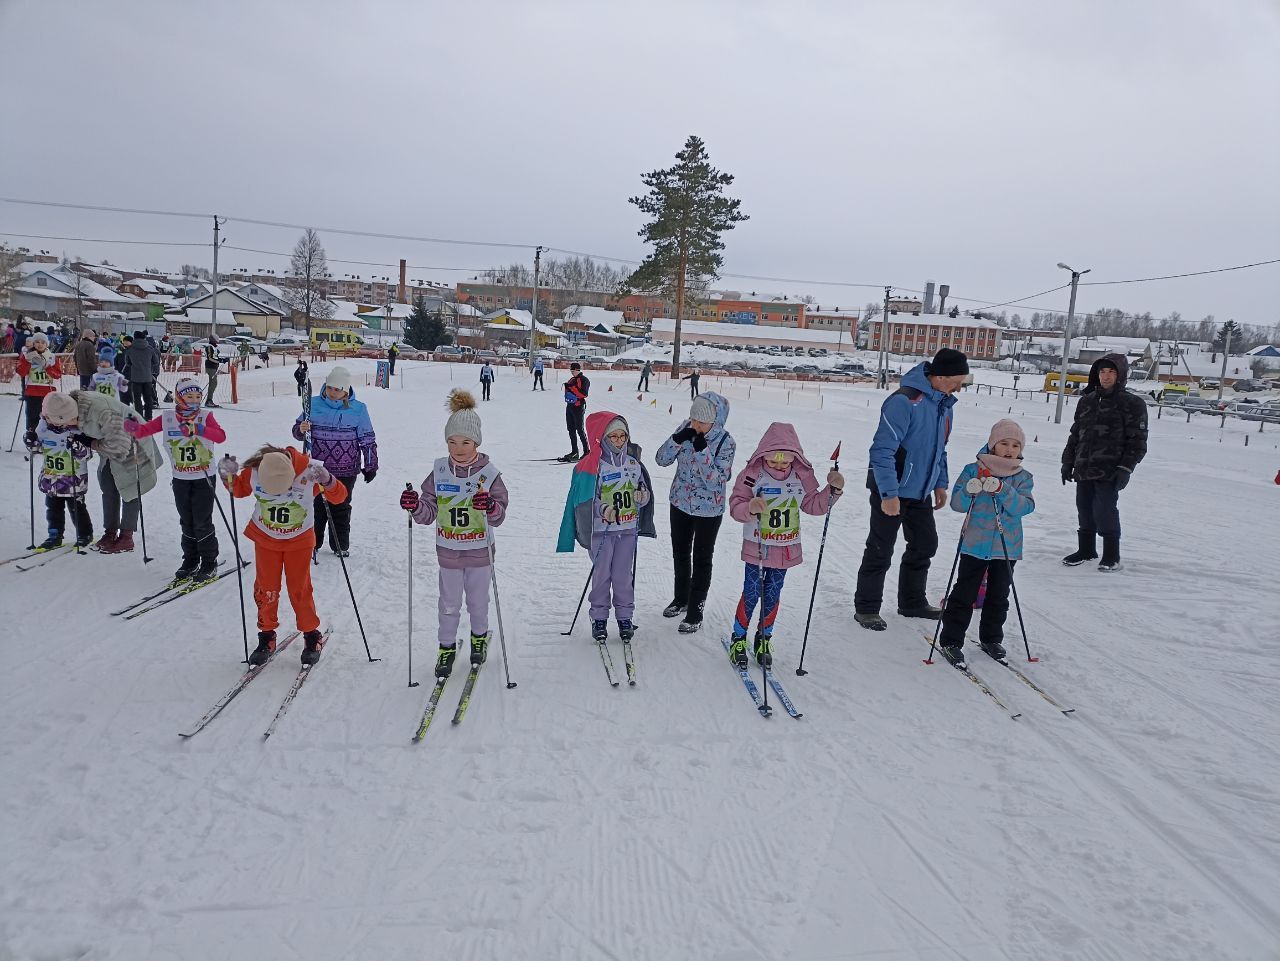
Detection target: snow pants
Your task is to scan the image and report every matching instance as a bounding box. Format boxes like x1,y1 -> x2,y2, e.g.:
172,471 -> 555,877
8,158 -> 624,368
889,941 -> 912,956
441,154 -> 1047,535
97,459 -> 140,533
481,379 -> 492,401
565,405 -> 588,456
174,477 -> 218,566
438,564 -> 491,645
854,489 -> 938,614
1075,479 -> 1121,538
314,475 -> 356,551
253,539 -> 319,633
733,563 -> 787,639
589,530 -> 637,621
669,505 -> 722,618
46,494 -> 92,541
24,395 -> 43,430
939,555 -> 1014,649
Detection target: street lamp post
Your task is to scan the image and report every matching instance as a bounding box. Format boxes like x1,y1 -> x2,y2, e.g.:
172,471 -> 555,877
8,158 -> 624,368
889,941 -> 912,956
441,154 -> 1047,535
1054,262 -> 1091,425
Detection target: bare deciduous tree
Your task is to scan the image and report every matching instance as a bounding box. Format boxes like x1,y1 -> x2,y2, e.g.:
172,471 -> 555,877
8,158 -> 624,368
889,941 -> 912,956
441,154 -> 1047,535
282,229 -> 334,328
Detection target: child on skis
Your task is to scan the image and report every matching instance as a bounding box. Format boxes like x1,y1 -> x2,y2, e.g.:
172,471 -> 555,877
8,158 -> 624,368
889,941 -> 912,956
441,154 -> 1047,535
727,423 -> 844,668
556,411 -> 656,643
292,366 -> 378,557
219,445 -> 347,666
399,389 -> 510,680
124,378 -> 226,582
937,419 -> 1035,667
90,345 -> 128,401
23,393 -> 94,549
15,331 -> 63,430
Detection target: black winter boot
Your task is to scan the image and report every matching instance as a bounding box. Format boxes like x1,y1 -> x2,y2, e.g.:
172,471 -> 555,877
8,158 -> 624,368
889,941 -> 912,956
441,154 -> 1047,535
1063,530 -> 1098,566
1098,536 -> 1122,572
301,629 -> 326,665
250,631 -> 276,666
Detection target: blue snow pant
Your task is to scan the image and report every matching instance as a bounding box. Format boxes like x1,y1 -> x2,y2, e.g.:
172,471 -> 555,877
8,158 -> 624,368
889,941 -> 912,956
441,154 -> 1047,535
589,529 -> 637,621
733,563 -> 787,639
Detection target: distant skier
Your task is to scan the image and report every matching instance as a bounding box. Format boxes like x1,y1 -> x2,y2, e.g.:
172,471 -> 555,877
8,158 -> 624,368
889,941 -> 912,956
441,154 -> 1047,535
936,419 -> 1035,668
638,360 -> 653,392
479,360 -> 496,401
400,389 -> 510,680
680,367 -> 700,398
532,357 -> 545,391
558,362 -> 591,462
726,422 -> 843,668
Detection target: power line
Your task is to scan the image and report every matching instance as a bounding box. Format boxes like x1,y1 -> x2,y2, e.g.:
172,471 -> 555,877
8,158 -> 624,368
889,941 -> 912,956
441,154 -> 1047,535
1081,258 -> 1280,286
223,216 -> 536,252
0,196 -> 211,220
0,230 -> 208,247
221,244 -> 491,273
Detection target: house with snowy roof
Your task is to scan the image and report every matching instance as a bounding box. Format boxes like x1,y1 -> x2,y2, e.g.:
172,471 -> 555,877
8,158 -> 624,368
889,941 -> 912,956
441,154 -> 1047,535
1245,344 -> 1280,369
10,263 -> 145,318
179,287 -> 283,339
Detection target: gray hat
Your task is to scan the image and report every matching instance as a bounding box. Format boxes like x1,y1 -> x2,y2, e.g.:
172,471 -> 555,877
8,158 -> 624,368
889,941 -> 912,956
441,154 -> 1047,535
690,395 -> 716,424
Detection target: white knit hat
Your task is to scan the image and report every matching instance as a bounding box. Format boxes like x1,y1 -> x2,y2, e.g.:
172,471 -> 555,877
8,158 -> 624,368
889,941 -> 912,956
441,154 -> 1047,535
42,392 -> 79,426
325,366 -> 352,392
690,395 -> 716,424
444,389 -> 482,445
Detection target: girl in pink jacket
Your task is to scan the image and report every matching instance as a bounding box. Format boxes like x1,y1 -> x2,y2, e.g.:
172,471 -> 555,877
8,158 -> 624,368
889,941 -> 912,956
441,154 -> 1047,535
727,422 -> 844,669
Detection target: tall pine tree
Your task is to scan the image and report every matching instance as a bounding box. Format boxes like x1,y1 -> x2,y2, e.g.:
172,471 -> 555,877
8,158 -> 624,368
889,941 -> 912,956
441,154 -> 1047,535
623,135 -> 747,376
403,297 -> 453,350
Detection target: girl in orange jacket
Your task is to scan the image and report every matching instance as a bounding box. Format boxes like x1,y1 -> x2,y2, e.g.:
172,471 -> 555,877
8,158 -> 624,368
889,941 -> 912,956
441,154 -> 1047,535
219,445 -> 347,666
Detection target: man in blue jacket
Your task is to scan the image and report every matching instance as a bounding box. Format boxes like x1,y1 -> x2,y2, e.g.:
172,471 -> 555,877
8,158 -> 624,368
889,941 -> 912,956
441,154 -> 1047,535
854,348 -> 968,630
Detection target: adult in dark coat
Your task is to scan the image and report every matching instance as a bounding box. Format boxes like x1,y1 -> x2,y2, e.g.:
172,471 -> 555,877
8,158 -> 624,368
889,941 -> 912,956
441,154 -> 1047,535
121,330 -> 161,419
1061,353 -> 1148,572
73,329 -> 99,389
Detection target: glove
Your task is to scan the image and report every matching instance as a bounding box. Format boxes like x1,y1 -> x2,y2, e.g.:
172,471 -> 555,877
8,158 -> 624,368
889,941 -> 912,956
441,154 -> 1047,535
691,432 -> 708,452
1114,467 -> 1132,491
981,475 -> 1002,493
122,418 -> 141,437
301,462 -> 332,486
74,432 -> 94,452
601,504 -> 617,525
68,437 -> 91,459
400,488 -> 420,512
635,486 -> 650,507
672,426 -> 697,445
1061,464 -> 1074,485
748,496 -> 767,516
23,429 -> 39,453
218,456 -> 240,483
363,469 -> 377,484
827,469 -> 845,491
473,490 -> 494,513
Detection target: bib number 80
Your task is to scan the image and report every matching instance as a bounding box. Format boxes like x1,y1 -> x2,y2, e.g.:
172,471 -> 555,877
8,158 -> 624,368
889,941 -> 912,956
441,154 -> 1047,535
612,490 -> 634,512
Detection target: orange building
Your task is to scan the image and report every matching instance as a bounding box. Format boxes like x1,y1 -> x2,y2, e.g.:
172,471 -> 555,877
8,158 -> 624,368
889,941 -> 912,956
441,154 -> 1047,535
868,313 -> 1001,360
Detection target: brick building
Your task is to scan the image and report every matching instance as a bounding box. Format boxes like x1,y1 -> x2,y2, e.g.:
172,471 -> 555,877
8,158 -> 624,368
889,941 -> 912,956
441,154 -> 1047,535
867,313 -> 1001,360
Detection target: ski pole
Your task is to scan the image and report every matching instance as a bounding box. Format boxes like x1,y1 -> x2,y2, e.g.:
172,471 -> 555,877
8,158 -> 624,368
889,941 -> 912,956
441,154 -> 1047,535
560,565 -> 594,636
132,438 -> 154,564
991,495 -> 1037,663
756,514 -> 769,715
27,445 -> 36,549
924,498 -> 976,665
796,442 -> 841,677
317,490 -> 379,662
487,535 -> 518,690
7,383 -> 24,452
406,483 -> 418,688
210,466 -> 251,664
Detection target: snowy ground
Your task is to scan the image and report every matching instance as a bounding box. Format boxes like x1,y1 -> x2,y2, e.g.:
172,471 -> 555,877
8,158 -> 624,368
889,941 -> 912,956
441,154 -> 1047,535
1,360 -> 1278,961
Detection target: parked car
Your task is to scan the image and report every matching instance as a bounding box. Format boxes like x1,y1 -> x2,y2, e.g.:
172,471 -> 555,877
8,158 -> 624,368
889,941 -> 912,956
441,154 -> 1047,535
1180,396 -> 1219,415
1236,401 -> 1280,423
1232,379 -> 1270,393
1198,377 -> 1221,392
434,345 -> 465,356
793,364 -> 820,374
268,334 -> 308,349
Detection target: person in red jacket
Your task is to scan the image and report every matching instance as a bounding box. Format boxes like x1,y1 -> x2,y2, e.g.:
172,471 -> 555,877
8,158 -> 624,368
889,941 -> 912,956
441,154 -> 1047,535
15,331 -> 63,430
219,445 -> 347,666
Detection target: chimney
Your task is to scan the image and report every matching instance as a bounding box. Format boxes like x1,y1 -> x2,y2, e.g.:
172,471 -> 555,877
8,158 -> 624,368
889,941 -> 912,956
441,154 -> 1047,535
937,284 -> 950,316
398,258 -> 407,304
923,281 -> 936,314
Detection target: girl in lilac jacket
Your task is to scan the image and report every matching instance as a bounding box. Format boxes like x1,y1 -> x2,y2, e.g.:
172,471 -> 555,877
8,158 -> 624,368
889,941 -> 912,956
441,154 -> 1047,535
726,422 -> 844,669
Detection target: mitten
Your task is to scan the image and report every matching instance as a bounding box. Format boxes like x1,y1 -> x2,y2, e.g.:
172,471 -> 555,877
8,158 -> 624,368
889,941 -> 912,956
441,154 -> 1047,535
122,418 -> 142,437
981,476 -> 1002,493
400,488 -> 420,512
691,432 -> 708,452
23,430 -> 39,453
964,477 -> 984,495
363,469 -> 377,484
1061,464 -> 1074,485
827,469 -> 845,491
672,426 -> 697,444
1114,467 -> 1131,491
635,486 -> 650,507
473,490 -> 493,513
601,504 -> 617,525
218,456 -> 240,483
301,462 -> 332,486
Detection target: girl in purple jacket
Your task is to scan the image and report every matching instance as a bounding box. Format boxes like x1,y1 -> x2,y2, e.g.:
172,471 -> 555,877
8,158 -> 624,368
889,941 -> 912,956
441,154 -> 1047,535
400,390 -> 510,680
727,422 -> 844,669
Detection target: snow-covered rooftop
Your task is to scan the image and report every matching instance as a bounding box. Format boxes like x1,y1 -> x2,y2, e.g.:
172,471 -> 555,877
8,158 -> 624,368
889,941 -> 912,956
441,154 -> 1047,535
869,312 -> 1000,330
650,317 -> 853,346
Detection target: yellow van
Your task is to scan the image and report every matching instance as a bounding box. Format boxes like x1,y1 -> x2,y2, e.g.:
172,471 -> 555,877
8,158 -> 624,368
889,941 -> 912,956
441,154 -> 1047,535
309,328 -> 365,353
1043,372 -> 1091,393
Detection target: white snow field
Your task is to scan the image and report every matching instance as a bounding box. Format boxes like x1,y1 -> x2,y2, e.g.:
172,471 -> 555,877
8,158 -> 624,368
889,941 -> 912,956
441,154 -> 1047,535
2,359 -> 1278,961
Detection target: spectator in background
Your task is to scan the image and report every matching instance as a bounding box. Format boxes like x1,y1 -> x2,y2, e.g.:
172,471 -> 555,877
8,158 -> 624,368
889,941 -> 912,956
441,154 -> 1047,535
387,342 -> 399,377
122,329 -> 161,420
638,360 -> 653,392
294,357 -> 309,396
3,322 -> 14,352
203,337 -> 222,408
73,329 -> 98,389
115,334 -> 133,406
258,343 -> 270,368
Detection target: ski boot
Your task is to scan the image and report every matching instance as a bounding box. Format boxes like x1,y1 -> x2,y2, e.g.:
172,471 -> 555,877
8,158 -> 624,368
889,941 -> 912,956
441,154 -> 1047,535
435,644 -> 457,679
940,645 -> 967,669
249,631 -> 277,666
469,632 -> 489,666
979,640 -> 1007,662
753,632 -> 773,668
301,630 -> 325,665
591,619 -> 608,642
897,604 -> 942,619
332,547 -> 350,559
74,532 -> 94,549
557,451 -> 581,463
37,533 -> 63,551
727,634 -> 749,669
192,559 -> 219,584
855,611 -> 887,631
662,600 -> 687,618
617,619 -> 635,641
173,559 -> 199,581
1063,530 -> 1099,567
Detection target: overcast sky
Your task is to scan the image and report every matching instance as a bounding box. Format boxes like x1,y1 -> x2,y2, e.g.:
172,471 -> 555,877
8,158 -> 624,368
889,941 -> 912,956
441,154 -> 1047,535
2,0 -> 1277,327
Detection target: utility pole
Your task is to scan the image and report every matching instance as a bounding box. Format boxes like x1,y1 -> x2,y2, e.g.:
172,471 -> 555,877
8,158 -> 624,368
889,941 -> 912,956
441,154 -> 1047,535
528,246 -> 543,368
1054,262 -> 1090,425
211,216 -> 225,339
879,286 -> 891,389
1218,324 -> 1231,402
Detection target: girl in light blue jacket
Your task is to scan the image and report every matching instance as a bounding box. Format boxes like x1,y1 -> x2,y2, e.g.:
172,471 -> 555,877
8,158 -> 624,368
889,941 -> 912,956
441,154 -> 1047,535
654,392 -> 735,632
937,418 -> 1034,666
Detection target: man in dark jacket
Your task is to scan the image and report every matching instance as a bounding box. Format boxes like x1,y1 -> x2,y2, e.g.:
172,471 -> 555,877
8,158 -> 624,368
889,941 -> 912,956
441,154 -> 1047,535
1061,353 -> 1148,572
854,348 -> 968,630
558,362 -> 591,461
73,329 -> 98,389
122,329 -> 161,419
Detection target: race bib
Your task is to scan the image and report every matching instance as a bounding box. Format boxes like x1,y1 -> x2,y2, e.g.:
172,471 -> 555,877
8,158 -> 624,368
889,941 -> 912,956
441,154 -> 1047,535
597,460 -> 642,531
28,367 -> 50,385
43,448 -> 75,477
433,457 -> 498,550
255,497 -> 307,536
744,473 -> 804,547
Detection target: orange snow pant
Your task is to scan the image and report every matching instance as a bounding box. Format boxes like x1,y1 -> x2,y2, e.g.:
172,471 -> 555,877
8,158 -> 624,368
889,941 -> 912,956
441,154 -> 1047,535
253,540 -> 320,633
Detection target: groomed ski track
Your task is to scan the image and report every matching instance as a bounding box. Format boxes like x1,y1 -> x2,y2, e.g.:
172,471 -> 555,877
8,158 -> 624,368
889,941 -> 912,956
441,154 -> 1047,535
2,360 -> 1276,960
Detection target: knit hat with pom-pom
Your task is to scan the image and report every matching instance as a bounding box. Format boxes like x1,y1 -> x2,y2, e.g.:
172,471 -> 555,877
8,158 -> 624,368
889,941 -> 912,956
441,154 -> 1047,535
444,389 -> 482,445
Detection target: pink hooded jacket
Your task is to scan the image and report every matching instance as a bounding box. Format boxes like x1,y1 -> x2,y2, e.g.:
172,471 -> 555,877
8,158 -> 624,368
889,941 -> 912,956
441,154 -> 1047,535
729,422 -> 841,569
